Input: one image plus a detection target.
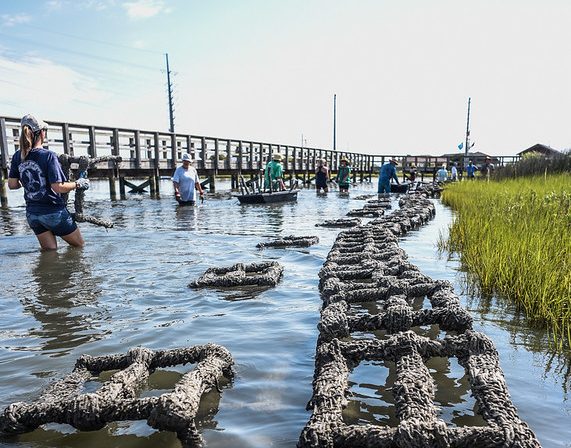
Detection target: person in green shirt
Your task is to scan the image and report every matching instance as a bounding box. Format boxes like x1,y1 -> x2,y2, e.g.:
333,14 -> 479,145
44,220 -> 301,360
336,157 -> 352,193
264,153 -> 285,191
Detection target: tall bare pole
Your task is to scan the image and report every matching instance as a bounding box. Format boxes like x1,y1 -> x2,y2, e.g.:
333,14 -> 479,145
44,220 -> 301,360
165,53 -> 175,133
464,97 -> 471,159
333,94 -> 337,151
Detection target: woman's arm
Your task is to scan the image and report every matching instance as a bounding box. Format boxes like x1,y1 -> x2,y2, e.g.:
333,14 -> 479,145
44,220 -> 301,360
51,181 -> 78,194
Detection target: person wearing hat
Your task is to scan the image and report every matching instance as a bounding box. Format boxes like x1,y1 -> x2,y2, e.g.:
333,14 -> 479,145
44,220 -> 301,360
172,152 -> 204,206
378,158 -> 400,193
335,157 -> 352,193
436,164 -> 448,182
315,158 -> 330,193
264,153 -> 285,191
404,164 -> 417,182
8,114 -> 89,250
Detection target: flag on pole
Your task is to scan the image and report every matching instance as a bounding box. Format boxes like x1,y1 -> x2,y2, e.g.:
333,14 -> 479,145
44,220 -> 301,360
458,142 -> 464,151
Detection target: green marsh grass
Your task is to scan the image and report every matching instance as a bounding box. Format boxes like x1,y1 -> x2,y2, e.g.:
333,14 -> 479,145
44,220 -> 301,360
440,174 -> 571,348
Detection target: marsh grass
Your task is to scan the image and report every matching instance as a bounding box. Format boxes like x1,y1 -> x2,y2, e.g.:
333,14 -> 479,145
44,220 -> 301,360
494,151 -> 571,180
440,174 -> 571,348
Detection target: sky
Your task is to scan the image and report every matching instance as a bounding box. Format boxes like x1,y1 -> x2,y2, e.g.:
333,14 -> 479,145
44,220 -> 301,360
1,0 -> 570,156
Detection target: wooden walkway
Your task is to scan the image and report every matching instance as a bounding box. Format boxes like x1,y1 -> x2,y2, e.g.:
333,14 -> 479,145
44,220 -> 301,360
0,116 -> 519,206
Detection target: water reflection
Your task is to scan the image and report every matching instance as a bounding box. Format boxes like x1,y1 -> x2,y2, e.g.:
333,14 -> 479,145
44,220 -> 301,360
0,208 -> 23,236
175,204 -> 199,231
218,285 -> 277,302
461,274 -> 571,393
344,296 -> 486,428
239,203 -> 285,234
22,248 -> 104,355
13,369 -> 231,448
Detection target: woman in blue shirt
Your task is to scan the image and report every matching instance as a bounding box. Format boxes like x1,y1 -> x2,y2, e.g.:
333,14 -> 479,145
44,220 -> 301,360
8,114 -> 89,250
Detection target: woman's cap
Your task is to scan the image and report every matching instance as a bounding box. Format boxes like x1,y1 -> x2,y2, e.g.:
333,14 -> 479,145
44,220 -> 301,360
272,153 -> 283,161
389,158 -> 399,165
21,114 -> 48,133
340,157 -> 349,163
181,153 -> 193,162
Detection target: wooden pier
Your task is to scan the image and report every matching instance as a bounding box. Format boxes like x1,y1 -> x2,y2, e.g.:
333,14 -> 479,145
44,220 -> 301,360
0,115 -> 519,207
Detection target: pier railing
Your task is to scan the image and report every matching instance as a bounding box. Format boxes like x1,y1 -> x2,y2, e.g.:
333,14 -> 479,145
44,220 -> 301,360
0,115 -> 520,206
0,116 -> 374,177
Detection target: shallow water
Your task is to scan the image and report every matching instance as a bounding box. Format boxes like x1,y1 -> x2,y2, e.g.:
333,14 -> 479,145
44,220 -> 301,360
0,180 -> 569,447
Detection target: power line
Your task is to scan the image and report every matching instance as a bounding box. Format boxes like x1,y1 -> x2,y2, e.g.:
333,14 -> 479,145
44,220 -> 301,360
0,32 -> 160,72
0,76 -> 141,100
24,28 -> 164,55
0,55 -> 159,87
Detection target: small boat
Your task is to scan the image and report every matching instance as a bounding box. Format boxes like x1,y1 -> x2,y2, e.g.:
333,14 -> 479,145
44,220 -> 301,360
390,181 -> 411,193
237,189 -> 298,204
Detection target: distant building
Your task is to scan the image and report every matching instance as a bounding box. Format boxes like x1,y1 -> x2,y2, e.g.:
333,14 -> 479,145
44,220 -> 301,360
517,144 -> 560,158
400,154 -> 448,172
440,151 -> 497,165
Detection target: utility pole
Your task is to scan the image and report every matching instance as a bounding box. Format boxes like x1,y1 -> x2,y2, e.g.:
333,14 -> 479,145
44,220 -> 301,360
333,94 -> 337,151
165,53 -> 175,133
464,97 -> 471,160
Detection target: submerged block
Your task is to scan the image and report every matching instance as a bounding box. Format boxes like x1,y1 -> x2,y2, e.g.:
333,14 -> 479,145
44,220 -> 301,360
0,344 -> 234,447
189,261 -> 284,288
315,218 -> 361,228
257,235 -> 319,249
299,194 -> 541,448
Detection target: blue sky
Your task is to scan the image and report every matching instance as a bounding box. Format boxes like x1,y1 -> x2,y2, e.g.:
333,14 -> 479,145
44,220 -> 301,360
1,0 -> 570,156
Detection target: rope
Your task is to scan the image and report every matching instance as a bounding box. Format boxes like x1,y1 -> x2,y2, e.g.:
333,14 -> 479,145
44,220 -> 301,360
189,261 -> 284,288
0,344 -> 233,447
298,194 -> 541,447
316,218 -> 362,228
58,154 -> 122,229
257,235 -> 320,249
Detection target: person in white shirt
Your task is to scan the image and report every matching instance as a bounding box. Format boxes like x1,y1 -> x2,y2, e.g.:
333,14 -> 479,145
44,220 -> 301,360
172,153 -> 204,206
451,162 -> 458,181
436,164 -> 448,182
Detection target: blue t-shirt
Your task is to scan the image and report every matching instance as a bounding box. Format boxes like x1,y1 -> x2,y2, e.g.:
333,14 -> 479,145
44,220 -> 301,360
9,148 -> 67,213
379,162 -> 398,182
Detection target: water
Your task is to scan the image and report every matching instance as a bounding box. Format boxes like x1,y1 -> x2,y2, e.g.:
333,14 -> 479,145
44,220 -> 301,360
0,180 -> 569,447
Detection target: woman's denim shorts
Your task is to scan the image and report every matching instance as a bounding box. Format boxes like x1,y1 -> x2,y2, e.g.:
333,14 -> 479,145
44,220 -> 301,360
26,208 -> 77,236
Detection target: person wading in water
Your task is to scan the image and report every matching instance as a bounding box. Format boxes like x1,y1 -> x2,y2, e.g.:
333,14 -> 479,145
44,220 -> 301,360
336,157 -> 352,193
315,158 -> 330,193
8,114 -> 89,250
172,153 -> 204,206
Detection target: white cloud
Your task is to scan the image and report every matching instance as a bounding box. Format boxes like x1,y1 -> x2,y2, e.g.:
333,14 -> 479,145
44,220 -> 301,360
1,13 -> 31,27
46,0 -> 116,12
122,0 -> 168,20
0,52 -> 166,131
83,0 -> 115,11
45,0 -> 64,10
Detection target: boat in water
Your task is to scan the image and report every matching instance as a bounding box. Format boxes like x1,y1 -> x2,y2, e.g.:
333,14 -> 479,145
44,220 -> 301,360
236,174 -> 299,204
237,189 -> 298,204
390,181 -> 411,193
